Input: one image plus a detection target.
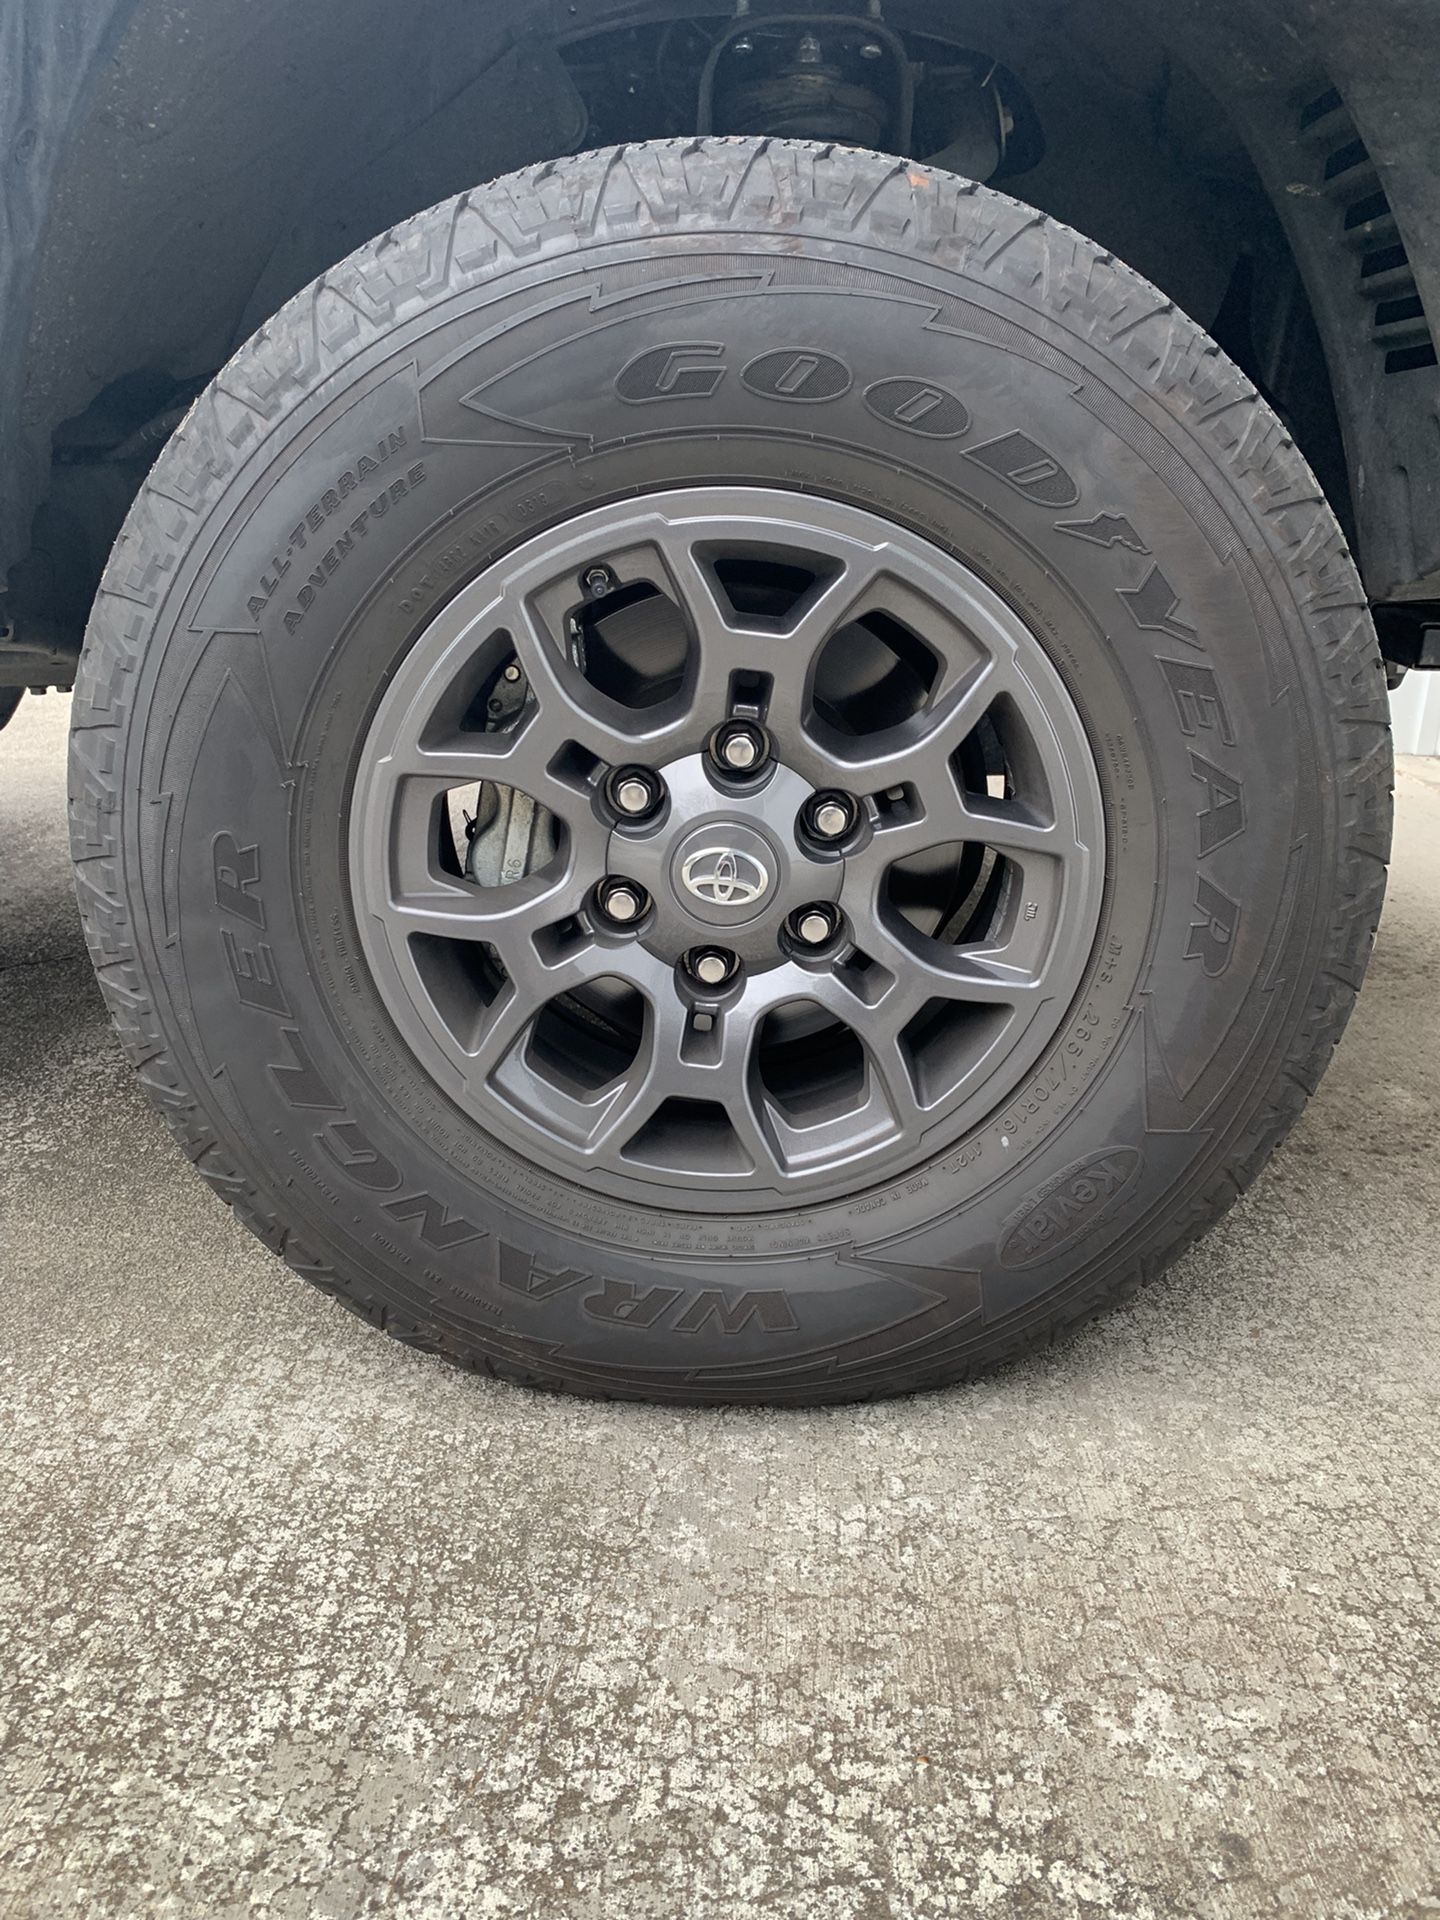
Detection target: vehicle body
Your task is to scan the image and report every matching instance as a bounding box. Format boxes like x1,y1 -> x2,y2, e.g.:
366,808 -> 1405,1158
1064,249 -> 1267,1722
5,0 -> 1438,686
0,0 -> 1430,1400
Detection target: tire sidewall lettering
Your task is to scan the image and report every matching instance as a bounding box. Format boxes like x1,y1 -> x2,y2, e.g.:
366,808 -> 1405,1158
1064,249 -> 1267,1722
130,235 -> 1321,1370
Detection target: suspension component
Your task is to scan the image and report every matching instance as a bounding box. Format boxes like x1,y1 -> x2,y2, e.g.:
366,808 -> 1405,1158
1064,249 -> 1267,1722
698,9 -> 914,152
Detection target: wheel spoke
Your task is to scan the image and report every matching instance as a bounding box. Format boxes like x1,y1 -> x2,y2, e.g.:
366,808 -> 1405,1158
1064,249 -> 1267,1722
857,915 -> 1045,1034
468,944 -> 677,1135
853,788 -> 1062,883
702,1001 -> 788,1180
682,619 -> 778,728
831,656 -> 1004,788
654,537 -> 757,705
508,561 -> 773,764
465,979 -> 537,1082
583,984 -> 788,1182
761,553 -> 891,741
953,796 -> 1065,860
378,866 -> 579,957
864,1029 -> 926,1129
732,985 -> 920,1175
499,594 -> 662,769
577,985 -> 690,1164
382,758 -> 601,887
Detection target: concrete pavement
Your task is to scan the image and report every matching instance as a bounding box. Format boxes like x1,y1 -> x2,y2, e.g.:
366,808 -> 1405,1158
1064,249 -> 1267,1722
2,690 -> 1437,1919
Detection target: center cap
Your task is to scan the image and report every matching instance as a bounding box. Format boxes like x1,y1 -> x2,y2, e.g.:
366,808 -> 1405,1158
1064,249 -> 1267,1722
607,753 -> 840,968
671,821 -> 778,927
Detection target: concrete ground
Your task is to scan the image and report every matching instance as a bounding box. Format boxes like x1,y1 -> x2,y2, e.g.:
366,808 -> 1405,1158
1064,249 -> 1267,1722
1,690 -> 1437,1920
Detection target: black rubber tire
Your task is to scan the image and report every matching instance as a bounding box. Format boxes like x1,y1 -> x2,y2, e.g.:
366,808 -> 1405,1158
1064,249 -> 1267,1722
69,139 -> 1392,1405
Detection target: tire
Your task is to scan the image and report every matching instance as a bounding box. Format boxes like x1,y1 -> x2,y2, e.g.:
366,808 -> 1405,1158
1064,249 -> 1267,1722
69,139 -> 1391,1405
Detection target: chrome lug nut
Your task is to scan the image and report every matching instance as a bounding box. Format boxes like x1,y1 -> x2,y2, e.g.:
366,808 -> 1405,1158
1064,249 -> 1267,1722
615,777 -> 654,817
610,768 -> 662,819
807,794 -> 856,841
689,948 -> 738,989
598,880 -> 646,925
715,723 -> 765,773
793,906 -> 839,948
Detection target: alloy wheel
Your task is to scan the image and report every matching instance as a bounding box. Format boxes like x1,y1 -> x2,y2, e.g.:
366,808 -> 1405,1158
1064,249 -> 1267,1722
350,489 -> 1105,1211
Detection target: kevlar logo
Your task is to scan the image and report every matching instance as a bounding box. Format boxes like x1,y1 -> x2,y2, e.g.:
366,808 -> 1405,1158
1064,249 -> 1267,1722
998,1149 -> 1144,1268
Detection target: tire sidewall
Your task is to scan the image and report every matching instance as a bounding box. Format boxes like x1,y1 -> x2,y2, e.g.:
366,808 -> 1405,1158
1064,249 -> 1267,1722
116,206 -> 1335,1390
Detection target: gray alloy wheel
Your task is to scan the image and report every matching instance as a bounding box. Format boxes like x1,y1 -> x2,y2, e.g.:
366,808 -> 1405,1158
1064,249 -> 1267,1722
351,489 -> 1104,1209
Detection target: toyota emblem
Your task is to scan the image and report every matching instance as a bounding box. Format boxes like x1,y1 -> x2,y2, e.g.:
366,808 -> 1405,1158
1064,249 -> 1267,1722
680,845 -> 771,908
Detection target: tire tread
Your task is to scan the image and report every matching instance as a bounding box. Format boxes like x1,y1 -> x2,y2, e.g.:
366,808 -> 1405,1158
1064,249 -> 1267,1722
69,138 -> 1392,1402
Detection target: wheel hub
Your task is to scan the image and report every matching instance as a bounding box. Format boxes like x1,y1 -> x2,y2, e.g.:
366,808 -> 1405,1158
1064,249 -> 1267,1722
612,755 -> 838,967
349,487 -> 1105,1211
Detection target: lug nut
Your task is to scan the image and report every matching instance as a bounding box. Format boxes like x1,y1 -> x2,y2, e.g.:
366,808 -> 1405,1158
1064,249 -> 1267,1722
610,768 -> 662,819
615,777 -> 654,817
793,906 -> 839,949
715,723 -> 765,773
582,564 -> 616,599
807,794 -> 856,842
689,948 -> 738,989
598,880 -> 646,925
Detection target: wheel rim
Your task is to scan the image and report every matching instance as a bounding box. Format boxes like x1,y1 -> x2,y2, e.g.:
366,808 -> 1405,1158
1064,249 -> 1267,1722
349,488 -> 1105,1212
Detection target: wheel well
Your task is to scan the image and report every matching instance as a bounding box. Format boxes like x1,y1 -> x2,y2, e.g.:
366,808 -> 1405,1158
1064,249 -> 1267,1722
4,0 -> 1434,688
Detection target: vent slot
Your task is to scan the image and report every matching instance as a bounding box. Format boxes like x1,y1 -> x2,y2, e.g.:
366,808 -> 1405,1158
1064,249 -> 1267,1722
1385,342 -> 1439,376
1322,137 -> 1373,189
1298,86 -> 1344,133
1374,294 -> 1429,332
1298,77 -> 1436,375
1359,244 -> 1408,282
